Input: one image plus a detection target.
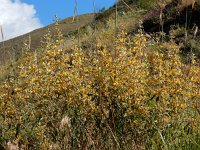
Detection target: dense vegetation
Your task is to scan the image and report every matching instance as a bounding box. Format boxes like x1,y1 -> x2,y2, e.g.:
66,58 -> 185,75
0,0 -> 200,149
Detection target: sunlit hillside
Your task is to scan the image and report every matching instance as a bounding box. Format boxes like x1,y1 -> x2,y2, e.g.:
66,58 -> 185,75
0,0 -> 200,149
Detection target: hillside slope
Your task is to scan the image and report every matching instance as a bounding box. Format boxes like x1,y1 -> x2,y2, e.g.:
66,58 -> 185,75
0,1 -> 200,149
0,0 -> 200,79
1,0 -> 200,65
0,13 -> 95,64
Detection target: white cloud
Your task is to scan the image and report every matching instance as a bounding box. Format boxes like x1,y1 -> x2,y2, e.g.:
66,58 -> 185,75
0,0 -> 43,41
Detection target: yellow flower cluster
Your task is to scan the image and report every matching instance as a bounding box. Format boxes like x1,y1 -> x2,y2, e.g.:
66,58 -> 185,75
0,29 -> 199,147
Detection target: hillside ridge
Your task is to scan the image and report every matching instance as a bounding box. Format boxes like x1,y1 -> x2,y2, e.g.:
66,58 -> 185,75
0,13 -> 95,64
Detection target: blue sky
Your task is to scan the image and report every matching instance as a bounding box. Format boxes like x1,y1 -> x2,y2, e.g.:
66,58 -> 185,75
0,0 -> 115,40
22,0 -> 116,26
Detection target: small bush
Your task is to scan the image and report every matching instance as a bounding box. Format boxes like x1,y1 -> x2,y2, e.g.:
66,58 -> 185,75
137,0 -> 160,10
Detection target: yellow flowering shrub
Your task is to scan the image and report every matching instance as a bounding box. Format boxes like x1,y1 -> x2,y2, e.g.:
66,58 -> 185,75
0,28 -> 199,149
